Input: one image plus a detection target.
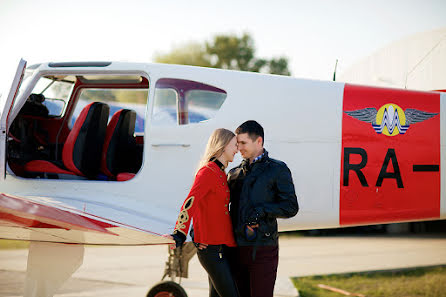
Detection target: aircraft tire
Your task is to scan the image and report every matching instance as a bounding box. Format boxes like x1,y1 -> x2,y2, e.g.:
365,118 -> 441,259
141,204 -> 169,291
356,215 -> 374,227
147,281 -> 188,297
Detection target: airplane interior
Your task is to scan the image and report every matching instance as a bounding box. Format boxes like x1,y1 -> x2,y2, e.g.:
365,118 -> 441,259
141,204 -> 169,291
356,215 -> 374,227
7,74 -> 148,181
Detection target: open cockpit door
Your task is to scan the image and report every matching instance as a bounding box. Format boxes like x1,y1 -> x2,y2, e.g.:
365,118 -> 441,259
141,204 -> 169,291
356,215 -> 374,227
0,59 -> 27,180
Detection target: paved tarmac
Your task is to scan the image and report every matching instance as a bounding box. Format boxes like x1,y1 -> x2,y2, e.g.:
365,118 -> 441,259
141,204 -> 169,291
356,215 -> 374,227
1,234 -> 446,297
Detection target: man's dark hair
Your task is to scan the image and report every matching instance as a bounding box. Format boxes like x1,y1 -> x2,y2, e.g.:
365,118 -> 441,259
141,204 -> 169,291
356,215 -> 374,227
235,120 -> 264,144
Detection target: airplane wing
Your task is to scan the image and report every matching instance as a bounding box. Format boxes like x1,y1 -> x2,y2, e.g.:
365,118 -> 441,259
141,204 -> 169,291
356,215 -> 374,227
0,192 -> 173,245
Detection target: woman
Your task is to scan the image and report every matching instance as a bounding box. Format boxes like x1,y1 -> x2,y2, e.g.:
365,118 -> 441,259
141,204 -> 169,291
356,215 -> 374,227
165,128 -> 239,297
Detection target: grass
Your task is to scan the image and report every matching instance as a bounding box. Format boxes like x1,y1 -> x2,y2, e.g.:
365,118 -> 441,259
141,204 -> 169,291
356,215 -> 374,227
292,266 -> 446,297
0,239 -> 29,249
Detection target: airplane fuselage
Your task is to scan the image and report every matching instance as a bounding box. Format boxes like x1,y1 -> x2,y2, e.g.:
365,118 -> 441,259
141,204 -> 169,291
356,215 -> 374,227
0,61 -> 445,245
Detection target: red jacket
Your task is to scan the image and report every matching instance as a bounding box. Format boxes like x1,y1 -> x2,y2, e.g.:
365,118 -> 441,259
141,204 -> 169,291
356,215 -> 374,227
174,161 -> 236,247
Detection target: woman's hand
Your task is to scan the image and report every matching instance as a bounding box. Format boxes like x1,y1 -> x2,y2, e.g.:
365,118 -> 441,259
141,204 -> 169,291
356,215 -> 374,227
162,234 -> 176,249
162,234 -> 174,240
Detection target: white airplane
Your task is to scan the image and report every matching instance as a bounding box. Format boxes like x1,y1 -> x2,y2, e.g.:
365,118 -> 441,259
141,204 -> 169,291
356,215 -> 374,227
0,59 -> 445,297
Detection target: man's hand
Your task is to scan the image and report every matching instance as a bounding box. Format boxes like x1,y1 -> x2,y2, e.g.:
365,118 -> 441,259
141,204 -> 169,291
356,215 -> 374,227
244,223 -> 259,241
246,224 -> 259,232
246,207 -> 265,226
195,242 -> 208,250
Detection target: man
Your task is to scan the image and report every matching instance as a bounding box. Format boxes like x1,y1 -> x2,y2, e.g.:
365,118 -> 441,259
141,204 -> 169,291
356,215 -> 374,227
228,120 -> 299,297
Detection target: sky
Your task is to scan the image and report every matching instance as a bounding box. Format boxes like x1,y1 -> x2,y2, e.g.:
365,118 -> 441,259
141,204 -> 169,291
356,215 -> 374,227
1,0 -> 445,97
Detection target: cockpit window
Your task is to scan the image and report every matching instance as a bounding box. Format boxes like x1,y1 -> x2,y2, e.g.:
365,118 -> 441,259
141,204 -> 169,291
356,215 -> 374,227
74,88 -> 148,133
32,77 -> 74,117
153,78 -> 227,125
186,89 -> 226,123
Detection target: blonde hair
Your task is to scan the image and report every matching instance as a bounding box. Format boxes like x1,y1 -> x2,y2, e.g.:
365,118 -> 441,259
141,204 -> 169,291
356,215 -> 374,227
197,128 -> 235,173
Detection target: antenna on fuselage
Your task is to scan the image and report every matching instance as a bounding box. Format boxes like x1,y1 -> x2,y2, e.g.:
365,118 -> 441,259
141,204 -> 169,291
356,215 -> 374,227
333,59 -> 338,81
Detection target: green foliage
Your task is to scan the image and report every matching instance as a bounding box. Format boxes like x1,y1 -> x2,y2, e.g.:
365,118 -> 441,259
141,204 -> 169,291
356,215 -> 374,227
154,33 -> 291,76
80,89 -> 148,105
113,89 -> 148,104
205,33 -> 255,71
154,42 -> 212,68
81,89 -> 116,102
292,266 -> 446,297
268,57 -> 291,76
0,239 -> 29,249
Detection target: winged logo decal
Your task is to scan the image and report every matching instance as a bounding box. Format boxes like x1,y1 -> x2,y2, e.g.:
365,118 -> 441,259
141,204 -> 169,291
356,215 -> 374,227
344,104 -> 438,136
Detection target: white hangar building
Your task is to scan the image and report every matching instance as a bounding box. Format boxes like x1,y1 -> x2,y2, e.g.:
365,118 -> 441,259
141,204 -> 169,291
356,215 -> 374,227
338,27 -> 446,92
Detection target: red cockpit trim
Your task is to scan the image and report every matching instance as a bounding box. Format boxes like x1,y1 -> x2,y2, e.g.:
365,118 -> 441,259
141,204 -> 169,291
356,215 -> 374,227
116,173 -> 135,181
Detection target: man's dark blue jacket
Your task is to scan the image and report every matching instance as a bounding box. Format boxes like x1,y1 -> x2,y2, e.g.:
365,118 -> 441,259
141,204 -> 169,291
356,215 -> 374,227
228,150 -> 299,246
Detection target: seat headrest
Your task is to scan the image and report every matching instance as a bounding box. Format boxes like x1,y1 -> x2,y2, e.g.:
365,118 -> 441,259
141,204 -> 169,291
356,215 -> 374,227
20,94 -> 49,117
101,109 -> 137,177
63,102 -> 110,177
28,93 -> 45,103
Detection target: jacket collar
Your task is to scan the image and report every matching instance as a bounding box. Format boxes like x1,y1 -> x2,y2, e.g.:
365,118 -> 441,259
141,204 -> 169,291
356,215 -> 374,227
241,149 -> 269,171
213,159 -> 226,171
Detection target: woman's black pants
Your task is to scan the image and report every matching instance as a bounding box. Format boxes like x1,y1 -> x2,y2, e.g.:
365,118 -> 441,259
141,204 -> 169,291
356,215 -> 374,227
196,244 -> 239,297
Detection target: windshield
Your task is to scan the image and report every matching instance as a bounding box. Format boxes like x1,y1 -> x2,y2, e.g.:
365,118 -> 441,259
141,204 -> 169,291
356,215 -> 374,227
32,77 -> 74,117
10,69 -> 35,112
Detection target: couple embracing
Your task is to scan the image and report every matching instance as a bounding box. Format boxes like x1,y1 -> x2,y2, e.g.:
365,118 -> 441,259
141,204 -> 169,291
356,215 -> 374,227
166,120 -> 299,297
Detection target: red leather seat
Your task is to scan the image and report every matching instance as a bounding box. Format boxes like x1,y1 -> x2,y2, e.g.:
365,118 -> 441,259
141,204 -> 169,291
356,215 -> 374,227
24,102 -> 110,178
101,109 -> 137,180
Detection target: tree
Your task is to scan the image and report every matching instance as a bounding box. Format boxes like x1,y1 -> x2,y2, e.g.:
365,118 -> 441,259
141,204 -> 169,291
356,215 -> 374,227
267,57 -> 291,76
154,33 -> 291,76
153,42 -> 211,68
205,33 -> 255,71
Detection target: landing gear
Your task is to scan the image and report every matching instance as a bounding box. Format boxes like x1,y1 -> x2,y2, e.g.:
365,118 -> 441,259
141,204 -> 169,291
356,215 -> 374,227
147,242 -> 196,297
146,281 -> 187,297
